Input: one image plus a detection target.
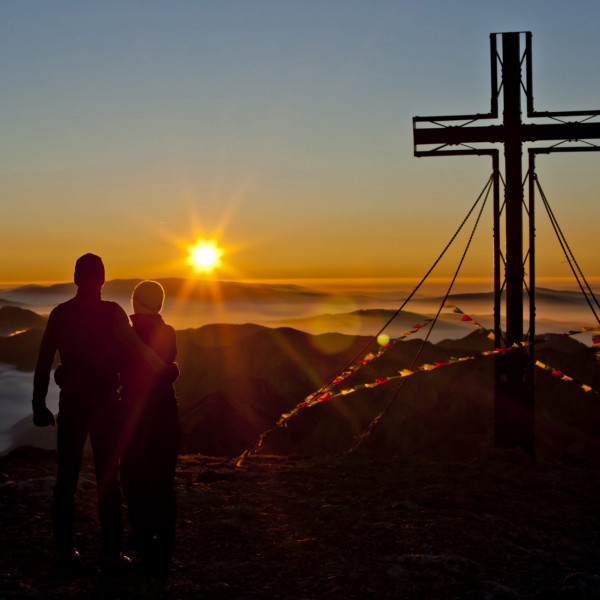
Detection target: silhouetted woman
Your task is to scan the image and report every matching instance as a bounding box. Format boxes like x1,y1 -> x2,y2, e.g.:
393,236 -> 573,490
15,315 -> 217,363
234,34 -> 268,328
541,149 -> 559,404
120,280 -> 180,574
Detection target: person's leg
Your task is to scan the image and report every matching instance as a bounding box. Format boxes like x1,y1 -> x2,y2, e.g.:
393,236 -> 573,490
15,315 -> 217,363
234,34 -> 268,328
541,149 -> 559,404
52,397 -> 88,554
150,413 -> 180,569
89,398 -> 122,557
121,416 -> 153,555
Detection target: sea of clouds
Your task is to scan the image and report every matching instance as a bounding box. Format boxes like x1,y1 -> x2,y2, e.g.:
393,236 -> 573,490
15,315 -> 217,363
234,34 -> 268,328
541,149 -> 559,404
0,365 -> 59,454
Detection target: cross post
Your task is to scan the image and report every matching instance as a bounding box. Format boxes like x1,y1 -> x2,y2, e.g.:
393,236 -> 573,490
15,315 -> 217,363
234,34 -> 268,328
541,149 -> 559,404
413,32 -> 600,455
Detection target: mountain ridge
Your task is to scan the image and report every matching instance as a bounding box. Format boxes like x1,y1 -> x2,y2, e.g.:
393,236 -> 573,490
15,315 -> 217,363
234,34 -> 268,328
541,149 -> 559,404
5,322 -> 600,461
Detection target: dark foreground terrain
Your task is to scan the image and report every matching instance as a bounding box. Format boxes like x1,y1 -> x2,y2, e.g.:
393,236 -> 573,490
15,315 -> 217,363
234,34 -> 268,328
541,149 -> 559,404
1,448 -> 599,599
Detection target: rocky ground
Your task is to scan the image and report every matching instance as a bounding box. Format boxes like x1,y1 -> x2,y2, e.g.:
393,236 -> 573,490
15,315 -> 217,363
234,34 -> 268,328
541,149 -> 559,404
1,447 -> 599,600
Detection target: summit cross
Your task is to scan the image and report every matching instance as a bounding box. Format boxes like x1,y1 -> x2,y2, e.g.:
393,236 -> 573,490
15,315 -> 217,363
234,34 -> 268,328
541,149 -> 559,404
413,32 -> 600,454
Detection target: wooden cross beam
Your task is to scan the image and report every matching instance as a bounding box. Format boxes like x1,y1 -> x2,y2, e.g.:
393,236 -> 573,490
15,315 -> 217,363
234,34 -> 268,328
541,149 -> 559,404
413,32 -> 600,454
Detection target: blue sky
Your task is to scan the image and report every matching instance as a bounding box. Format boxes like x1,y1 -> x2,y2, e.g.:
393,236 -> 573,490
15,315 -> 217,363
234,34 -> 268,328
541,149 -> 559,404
1,1 -> 599,283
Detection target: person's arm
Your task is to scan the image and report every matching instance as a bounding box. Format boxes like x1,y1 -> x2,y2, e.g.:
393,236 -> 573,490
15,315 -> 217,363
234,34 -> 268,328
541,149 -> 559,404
166,326 -> 179,383
166,325 -> 177,363
32,314 -> 57,427
113,306 -> 167,373
123,327 -> 167,372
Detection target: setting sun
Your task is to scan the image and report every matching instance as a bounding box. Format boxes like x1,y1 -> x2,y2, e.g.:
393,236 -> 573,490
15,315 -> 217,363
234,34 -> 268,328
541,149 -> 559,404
186,238 -> 224,273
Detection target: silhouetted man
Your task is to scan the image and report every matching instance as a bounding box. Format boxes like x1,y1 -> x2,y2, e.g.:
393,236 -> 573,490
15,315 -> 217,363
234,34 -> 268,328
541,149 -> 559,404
32,254 -> 164,567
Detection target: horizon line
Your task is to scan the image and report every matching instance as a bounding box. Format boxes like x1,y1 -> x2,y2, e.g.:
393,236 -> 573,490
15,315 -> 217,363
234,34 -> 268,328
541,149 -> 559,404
2,275 -> 600,290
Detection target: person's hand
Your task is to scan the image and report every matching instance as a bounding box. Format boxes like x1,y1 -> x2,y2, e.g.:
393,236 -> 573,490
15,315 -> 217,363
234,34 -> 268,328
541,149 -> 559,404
33,405 -> 56,427
167,362 -> 180,383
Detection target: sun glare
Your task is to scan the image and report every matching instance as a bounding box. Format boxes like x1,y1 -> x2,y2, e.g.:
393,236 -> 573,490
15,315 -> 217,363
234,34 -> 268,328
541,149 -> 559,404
187,238 -> 224,273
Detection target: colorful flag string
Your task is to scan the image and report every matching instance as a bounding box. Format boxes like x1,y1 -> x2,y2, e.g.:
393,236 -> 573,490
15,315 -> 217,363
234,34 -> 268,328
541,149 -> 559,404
236,317 -> 434,466
324,338 -> 600,403
236,301 -> 600,466
442,299 -> 496,340
533,359 -> 598,394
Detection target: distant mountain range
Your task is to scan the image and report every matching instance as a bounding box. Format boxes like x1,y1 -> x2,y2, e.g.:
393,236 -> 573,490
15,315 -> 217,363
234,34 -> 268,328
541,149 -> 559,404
434,287 -> 591,306
273,308 -> 480,340
0,298 -> 25,308
3,282 -> 600,459
5,319 -> 600,461
4,280 -> 598,335
6,279 -> 333,303
7,280 -> 596,315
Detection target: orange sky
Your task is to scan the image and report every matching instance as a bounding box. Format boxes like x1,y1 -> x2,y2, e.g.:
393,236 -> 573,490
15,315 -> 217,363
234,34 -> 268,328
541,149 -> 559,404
2,3 -> 599,285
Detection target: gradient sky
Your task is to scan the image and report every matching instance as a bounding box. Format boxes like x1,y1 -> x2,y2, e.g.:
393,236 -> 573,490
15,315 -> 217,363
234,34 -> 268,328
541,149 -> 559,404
2,0 -> 599,284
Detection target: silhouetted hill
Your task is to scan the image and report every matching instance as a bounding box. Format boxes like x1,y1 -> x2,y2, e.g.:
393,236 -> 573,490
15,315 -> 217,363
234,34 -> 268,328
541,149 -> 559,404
181,377 -> 288,455
0,306 -> 47,336
436,329 -> 494,354
0,328 -> 47,371
7,322 -> 600,461
175,325 -> 371,456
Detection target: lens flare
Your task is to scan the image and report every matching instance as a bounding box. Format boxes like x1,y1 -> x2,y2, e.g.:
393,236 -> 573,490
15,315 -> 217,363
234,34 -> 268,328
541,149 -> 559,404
377,333 -> 390,346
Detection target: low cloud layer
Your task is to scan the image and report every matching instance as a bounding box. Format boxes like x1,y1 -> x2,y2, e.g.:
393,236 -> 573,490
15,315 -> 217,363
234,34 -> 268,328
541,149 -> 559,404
0,366 -> 59,453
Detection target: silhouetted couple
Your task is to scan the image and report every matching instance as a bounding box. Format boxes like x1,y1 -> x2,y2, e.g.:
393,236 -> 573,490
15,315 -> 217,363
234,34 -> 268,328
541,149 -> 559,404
32,254 -> 180,575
